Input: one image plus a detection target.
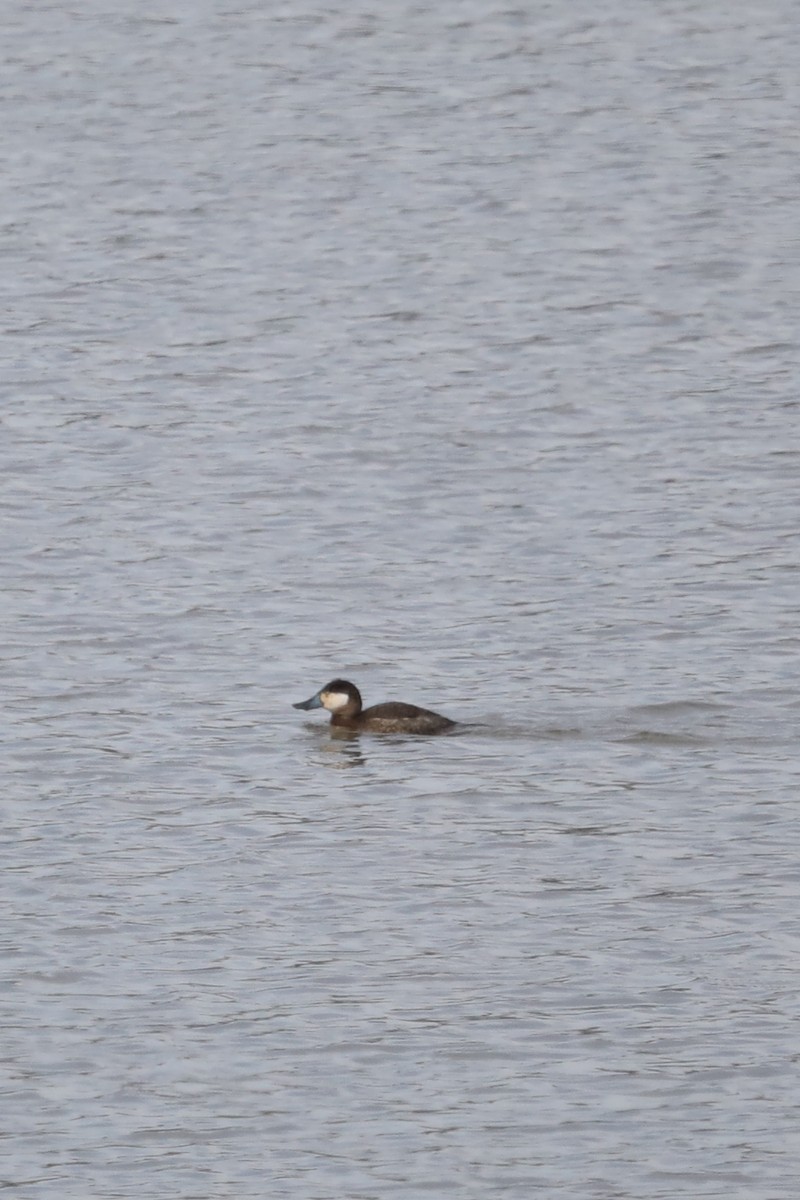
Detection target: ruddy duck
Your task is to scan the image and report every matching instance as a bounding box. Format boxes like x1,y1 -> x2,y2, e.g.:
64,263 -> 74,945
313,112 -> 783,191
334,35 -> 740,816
293,679 -> 455,735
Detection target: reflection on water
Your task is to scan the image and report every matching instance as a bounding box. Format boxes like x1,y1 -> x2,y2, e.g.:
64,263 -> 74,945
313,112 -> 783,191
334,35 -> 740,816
317,729 -> 368,768
3,0 -> 799,1197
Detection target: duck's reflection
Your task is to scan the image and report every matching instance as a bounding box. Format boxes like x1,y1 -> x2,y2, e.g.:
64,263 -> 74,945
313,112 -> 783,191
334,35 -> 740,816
318,727 -> 367,768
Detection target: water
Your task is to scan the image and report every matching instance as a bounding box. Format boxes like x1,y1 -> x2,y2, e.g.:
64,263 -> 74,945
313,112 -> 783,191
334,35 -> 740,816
3,1 -> 799,1196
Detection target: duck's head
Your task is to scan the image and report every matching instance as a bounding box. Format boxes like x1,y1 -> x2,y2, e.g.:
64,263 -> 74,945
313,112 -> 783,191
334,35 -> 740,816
293,679 -> 362,715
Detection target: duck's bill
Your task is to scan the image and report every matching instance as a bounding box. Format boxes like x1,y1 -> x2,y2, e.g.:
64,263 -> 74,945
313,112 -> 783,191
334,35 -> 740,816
293,692 -> 323,710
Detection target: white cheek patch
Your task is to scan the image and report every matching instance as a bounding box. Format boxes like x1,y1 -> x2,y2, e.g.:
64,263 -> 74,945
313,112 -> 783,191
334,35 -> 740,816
322,691 -> 350,712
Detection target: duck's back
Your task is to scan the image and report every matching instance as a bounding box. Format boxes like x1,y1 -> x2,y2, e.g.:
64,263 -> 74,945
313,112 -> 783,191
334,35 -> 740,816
360,701 -> 455,734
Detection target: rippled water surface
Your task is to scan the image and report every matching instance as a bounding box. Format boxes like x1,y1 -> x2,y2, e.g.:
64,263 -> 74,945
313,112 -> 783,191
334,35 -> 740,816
3,1 -> 799,1197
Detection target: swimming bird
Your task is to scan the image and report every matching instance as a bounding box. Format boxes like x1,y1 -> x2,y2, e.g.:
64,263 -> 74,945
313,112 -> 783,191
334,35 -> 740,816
293,678 -> 455,735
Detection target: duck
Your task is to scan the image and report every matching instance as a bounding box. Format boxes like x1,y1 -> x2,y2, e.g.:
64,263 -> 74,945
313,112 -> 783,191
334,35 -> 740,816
293,678 -> 455,735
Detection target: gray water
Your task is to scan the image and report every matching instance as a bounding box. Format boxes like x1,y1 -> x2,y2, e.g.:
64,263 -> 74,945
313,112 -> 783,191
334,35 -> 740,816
3,1 -> 800,1197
